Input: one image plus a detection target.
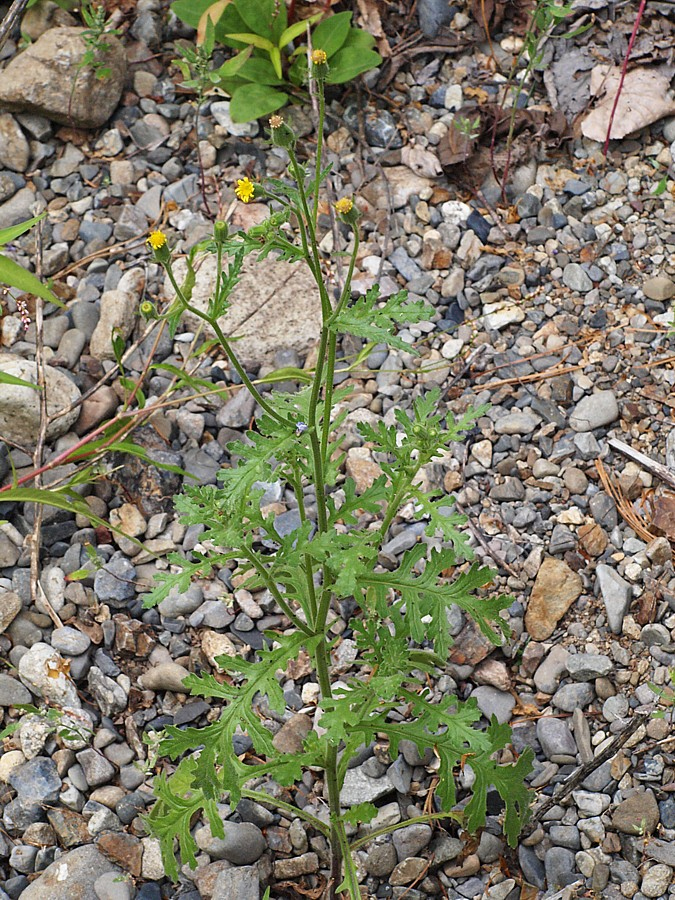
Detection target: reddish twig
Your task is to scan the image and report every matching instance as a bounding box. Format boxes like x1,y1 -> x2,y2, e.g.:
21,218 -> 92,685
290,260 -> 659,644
603,0 -> 647,155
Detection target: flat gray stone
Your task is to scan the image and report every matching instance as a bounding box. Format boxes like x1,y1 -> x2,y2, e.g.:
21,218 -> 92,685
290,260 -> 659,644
566,653 -> 613,681
570,390 -> 619,431
340,765 -> 395,806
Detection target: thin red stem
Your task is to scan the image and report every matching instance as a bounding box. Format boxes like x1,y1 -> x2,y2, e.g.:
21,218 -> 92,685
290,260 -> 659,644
603,0 -> 647,156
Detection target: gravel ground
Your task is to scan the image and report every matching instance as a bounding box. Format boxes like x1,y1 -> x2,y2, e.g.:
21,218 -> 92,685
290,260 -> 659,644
2,2 -> 675,899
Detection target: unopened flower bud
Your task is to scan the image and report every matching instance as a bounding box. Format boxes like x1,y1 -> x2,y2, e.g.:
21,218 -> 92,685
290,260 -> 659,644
140,300 -> 157,319
214,220 -> 228,243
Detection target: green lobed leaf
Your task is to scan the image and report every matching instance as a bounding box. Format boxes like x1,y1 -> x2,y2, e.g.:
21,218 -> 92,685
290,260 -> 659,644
331,286 -> 431,352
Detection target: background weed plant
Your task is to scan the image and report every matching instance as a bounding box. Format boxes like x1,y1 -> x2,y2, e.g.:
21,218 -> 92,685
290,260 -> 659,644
143,56 -> 533,899
172,0 -> 382,122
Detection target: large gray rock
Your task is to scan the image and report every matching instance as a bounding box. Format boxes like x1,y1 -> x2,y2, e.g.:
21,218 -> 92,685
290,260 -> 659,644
166,254 -> 321,367
0,27 -> 126,129
17,844 -> 122,899
0,353 -> 80,445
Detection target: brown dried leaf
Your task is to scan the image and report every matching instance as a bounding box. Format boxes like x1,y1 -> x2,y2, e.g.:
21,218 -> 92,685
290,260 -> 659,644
650,492 -> 675,541
356,0 -> 391,57
581,65 -> 675,142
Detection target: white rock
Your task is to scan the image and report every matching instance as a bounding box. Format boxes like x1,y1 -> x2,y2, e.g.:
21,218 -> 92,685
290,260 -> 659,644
18,642 -> 81,708
482,300 -> 526,331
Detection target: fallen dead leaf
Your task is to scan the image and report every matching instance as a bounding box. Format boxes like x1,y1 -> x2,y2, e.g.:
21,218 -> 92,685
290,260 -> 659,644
356,0 -> 391,57
401,143 -> 442,177
650,492 -> 675,541
581,65 -> 675,142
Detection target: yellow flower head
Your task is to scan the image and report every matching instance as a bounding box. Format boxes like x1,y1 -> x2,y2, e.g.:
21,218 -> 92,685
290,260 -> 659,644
311,48 -> 327,66
147,230 -> 167,250
235,177 -> 256,203
269,115 -> 284,129
335,197 -> 354,215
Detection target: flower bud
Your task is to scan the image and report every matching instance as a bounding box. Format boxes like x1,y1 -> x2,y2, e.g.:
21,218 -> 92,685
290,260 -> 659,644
310,47 -> 328,81
268,114 -> 296,150
140,300 -> 157,320
214,220 -> 228,243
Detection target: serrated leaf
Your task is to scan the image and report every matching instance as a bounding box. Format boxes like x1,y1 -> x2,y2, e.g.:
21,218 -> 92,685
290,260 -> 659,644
331,285 -> 431,352
358,545 -> 510,658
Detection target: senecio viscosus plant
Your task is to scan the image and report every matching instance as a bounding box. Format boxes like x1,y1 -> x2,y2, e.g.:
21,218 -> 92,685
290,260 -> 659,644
142,49 -> 533,900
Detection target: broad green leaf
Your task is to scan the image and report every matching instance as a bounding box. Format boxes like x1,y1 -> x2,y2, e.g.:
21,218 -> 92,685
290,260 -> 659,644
235,0 -> 286,43
211,44 -> 253,79
311,10 -> 352,58
341,27 -> 377,51
0,213 -> 46,246
225,31 -> 274,52
269,45 -> 282,80
278,13 -> 322,48
0,371 -> 40,390
170,0 -> 214,30
229,83 -> 287,123
326,46 -> 382,84
0,254 -> 63,307
256,365 -> 313,385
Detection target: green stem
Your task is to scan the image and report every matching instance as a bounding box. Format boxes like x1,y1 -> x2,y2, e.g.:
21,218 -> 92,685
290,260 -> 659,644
241,788 -> 330,838
312,82 -> 326,229
288,149 -> 331,321
349,811 -> 462,851
164,264 -> 290,427
321,227 -> 359,464
240,547 -> 312,636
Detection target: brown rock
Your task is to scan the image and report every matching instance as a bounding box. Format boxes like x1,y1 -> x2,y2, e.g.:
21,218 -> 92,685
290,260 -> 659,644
345,447 -> 384,493
390,857 -> 428,886
474,658 -> 511,691
193,860 -> 234,900
168,254 -> 321,368
612,790 -> 660,835
578,522 -> 608,557
448,617 -> 494,666
0,27 -> 126,129
272,713 -> 312,754
74,386 -> 118,434
525,558 -> 583,641
0,590 -> 21,634
46,808 -> 90,848
97,831 -> 143,876
273,852 -> 319,879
